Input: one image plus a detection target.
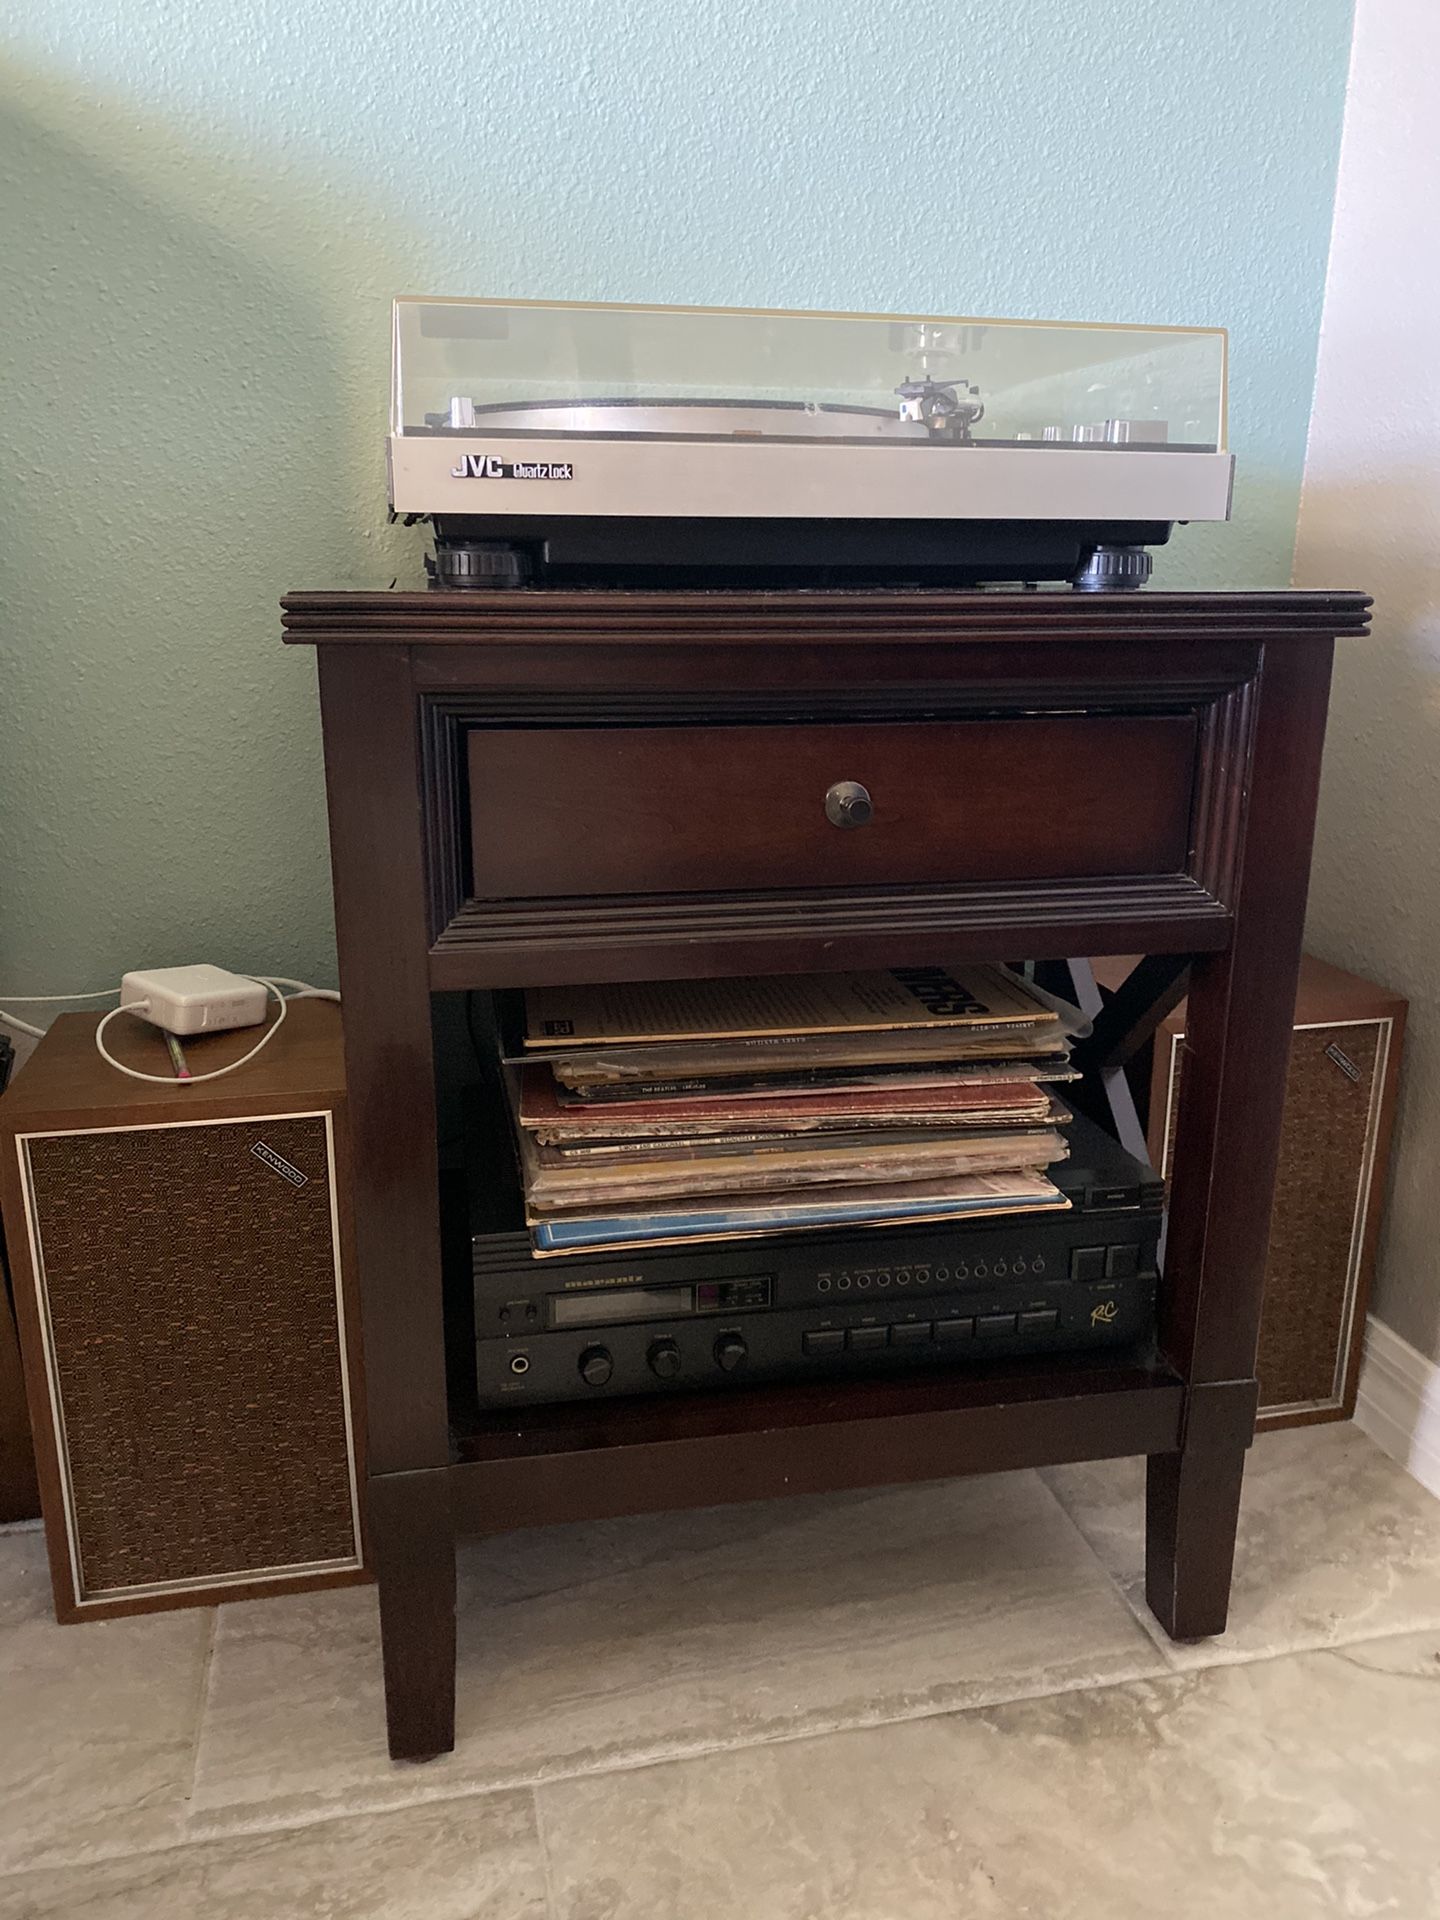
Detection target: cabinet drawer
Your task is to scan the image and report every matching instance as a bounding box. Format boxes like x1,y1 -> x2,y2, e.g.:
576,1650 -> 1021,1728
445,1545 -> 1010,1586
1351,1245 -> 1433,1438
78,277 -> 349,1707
467,716 -> 1195,900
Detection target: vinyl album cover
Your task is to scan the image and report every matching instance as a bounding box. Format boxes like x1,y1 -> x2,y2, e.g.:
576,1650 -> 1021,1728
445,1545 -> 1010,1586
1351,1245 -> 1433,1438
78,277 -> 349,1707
521,1123 -> 1069,1212
524,965 -> 1058,1050
515,1063 -> 1062,1140
528,1168 -> 1071,1256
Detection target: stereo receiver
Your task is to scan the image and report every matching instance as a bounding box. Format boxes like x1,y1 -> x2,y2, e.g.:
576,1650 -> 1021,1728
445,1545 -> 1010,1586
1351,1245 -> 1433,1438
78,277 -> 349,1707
469,1113 -> 1162,1406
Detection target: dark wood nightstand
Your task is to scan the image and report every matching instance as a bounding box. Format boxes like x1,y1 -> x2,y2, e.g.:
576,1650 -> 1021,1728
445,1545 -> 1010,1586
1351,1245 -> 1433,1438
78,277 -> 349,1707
285,586 -> 1369,1760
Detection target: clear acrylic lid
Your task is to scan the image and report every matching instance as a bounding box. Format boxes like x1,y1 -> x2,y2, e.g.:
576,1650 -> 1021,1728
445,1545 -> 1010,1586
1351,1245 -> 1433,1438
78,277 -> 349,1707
392,298 -> 1227,452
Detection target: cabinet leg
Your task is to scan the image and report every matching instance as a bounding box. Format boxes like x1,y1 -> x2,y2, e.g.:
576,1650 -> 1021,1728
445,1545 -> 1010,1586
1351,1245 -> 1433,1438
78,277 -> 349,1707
370,1469 -> 457,1762
1143,1379 -> 1258,1642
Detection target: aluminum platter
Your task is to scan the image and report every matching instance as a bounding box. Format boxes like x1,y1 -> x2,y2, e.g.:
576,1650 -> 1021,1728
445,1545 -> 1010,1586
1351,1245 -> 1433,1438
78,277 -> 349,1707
422,398 -> 929,440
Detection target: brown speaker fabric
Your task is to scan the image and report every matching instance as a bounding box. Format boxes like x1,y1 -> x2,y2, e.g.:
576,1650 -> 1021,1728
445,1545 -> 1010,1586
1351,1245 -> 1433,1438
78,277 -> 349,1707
25,1113 -> 357,1598
1165,1022 -> 1385,1416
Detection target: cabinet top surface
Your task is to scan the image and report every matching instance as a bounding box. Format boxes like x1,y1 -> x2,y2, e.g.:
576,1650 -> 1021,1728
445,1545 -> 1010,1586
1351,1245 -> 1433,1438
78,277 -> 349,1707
282,588 -> 1370,647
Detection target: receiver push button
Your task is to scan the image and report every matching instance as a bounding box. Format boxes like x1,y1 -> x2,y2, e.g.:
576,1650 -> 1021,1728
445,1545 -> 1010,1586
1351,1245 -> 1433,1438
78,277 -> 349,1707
846,1325 -> 889,1351
977,1313 -> 1018,1338
889,1321 -> 933,1346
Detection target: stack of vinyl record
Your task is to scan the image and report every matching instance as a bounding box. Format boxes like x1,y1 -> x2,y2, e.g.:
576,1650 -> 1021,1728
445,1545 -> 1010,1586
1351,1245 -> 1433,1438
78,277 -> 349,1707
502,966 -> 1078,1256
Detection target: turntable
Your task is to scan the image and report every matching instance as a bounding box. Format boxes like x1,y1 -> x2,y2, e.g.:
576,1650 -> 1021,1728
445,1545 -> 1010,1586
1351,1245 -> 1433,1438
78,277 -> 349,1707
388,297 -> 1232,590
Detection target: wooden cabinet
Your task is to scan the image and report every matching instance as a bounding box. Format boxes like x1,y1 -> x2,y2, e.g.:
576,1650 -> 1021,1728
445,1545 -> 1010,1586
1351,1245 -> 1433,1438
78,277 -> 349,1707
0,1274 -> 39,1524
286,587 -> 1369,1762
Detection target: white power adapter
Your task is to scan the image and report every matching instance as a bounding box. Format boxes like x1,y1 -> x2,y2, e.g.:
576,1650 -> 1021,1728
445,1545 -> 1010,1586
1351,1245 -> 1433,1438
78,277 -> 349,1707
119,965 -> 271,1036
1,965 -> 338,1087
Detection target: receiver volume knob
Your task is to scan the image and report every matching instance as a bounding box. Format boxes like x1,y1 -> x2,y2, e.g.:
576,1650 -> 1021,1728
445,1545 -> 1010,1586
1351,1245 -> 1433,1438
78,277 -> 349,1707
578,1345 -> 614,1387
647,1339 -> 683,1379
713,1332 -> 748,1372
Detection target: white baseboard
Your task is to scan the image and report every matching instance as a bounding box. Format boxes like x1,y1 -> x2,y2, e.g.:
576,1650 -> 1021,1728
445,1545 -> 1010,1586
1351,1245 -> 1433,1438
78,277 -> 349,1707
1355,1316 -> 1440,1500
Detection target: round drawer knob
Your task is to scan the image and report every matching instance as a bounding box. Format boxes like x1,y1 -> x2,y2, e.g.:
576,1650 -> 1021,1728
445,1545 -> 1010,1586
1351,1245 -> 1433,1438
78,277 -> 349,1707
825,780 -> 874,828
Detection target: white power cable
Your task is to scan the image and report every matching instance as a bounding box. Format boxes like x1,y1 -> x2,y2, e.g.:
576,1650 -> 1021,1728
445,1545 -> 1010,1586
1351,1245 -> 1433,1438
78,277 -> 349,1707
0,987 -> 120,1040
0,989 -> 121,1000
94,976 -> 340,1086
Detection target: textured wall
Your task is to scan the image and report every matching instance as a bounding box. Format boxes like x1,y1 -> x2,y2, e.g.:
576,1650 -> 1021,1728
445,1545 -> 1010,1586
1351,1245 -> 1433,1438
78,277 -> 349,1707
2,1 -> 1354,1006
1296,0 -> 1440,1361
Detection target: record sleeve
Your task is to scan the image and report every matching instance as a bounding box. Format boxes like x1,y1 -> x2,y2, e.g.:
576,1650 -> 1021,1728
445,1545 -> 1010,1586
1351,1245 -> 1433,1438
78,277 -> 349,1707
551,1042 -> 1074,1097
528,1168 -> 1071,1256
541,1123 -> 1060,1161
523,965 -> 1057,1051
520,1123 -> 1068,1212
514,1063 -> 1059,1140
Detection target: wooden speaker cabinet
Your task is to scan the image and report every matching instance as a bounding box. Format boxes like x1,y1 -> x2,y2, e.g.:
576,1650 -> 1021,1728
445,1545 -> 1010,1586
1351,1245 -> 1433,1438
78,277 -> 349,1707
0,1269 -> 40,1523
0,1035 -> 42,1523
1108,954 -> 1404,1431
0,1000 -> 366,1620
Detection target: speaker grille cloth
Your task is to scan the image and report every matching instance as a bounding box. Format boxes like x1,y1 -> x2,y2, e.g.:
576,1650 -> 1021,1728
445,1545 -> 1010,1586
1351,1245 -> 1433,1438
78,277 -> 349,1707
26,1114 -> 357,1597
1167,1023 -> 1383,1413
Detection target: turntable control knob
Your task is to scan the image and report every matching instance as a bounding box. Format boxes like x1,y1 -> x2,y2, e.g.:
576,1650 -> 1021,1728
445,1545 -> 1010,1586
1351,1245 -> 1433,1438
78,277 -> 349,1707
647,1339 -> 683,1379
713,1332 -> 749,1372
578,1345 -> 614,1387
824,781 -> 874,828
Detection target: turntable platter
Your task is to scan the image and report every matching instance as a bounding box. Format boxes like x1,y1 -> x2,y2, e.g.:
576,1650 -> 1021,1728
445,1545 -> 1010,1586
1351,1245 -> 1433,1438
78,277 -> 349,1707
425,397 -> 928,441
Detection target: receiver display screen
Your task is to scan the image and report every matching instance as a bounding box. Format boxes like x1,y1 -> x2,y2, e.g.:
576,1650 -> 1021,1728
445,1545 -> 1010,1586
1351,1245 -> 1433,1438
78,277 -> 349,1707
549,1275 -> 775,1329
551,1286 -> 692,1328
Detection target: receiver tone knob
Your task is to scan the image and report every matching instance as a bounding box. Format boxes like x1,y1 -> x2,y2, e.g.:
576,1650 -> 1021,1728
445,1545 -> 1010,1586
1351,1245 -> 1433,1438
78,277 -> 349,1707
647,1338 -> 683,1379
713,1332 -> 748,1372
578,1345 -> 613,1387
824,780 -> 874,828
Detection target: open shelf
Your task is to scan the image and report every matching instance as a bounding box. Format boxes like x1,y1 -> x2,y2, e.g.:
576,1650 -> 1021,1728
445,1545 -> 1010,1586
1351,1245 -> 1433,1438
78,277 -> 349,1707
446,1347 -> 1184,1536
443,993 -> 1178,1543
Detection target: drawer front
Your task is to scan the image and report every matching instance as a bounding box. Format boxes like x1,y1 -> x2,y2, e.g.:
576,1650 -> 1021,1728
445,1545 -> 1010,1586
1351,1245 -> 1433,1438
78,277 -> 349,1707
467,716 -> 1196,900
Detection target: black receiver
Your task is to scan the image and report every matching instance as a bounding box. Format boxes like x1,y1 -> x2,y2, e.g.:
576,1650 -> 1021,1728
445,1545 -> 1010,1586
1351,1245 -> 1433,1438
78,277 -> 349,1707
469,1114 -> 1163,1408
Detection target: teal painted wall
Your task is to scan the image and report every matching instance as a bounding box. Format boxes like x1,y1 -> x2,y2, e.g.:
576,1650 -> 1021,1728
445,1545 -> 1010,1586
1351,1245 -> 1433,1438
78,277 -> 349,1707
2,2 -> 1354,999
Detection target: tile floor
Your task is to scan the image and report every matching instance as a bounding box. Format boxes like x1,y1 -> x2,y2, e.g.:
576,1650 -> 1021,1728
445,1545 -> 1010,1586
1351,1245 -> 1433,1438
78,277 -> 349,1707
3,1421 -> 1440,1917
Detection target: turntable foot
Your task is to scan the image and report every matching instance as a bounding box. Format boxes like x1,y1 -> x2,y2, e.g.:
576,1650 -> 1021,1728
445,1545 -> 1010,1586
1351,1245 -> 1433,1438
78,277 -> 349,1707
1073,544 -> 1153,591
427,540 -> 532,591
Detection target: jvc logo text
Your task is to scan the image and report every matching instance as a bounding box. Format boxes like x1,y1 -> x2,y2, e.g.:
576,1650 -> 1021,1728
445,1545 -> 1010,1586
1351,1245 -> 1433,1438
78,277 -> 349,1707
449,454 -> 574,481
